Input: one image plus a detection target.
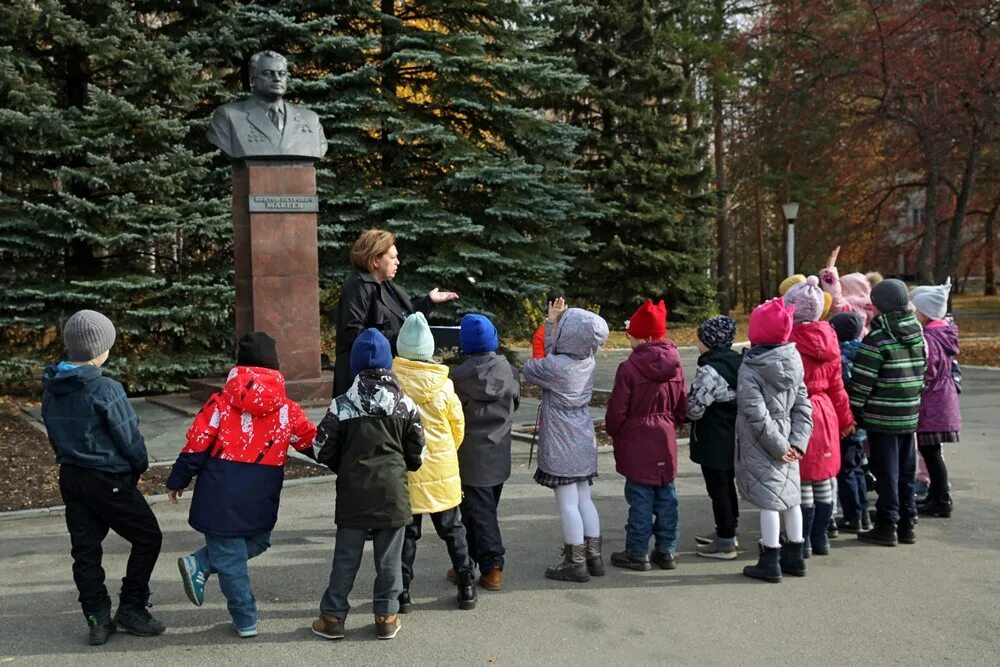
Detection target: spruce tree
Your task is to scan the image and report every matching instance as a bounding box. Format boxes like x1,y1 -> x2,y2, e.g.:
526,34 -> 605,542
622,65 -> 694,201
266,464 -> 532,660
551,0 -> 715,324
0,1 -> 231,391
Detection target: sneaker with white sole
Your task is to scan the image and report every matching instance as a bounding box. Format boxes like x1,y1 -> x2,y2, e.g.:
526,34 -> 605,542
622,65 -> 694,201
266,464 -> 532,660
695,534 -> 739,550
178,555 -> 206,607
696,539 -> 738,560
375,614 -> 401,640
235,624 -> 258,638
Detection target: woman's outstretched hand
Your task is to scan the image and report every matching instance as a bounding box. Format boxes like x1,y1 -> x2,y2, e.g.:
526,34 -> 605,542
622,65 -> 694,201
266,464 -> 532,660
429,288 -> 460,304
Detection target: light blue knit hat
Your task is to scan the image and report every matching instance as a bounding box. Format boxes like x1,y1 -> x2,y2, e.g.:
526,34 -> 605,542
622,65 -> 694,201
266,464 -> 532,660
397,312 -> 435,361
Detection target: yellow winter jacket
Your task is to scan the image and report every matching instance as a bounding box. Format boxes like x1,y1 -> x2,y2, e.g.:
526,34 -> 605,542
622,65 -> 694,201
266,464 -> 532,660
393,356 -> 465,514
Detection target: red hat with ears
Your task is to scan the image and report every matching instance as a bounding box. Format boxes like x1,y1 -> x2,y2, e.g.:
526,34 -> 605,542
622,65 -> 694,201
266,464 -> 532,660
627,299 -> 668,340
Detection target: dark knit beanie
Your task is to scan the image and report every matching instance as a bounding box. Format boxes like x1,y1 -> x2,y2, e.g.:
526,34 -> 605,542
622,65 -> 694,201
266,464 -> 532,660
829,311 -> 865,342
350,328 -> 393,374
64,310 -> 116,362
236,332 -> 280,370
697,315 -> 737,349
871,278 -> 910,314
460,314 -> 499,355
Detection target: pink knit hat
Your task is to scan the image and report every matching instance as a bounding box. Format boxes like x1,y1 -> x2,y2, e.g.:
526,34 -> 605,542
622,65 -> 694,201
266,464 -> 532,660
783,276 -> 825,323
840,272 -> 874,328
749,298 -> 795,346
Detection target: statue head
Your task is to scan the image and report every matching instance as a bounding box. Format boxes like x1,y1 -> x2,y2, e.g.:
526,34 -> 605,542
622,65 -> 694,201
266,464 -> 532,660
249,50 -> 289,101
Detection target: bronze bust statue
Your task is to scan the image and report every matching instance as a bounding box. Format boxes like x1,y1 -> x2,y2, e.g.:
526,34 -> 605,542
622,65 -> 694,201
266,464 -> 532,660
207,51 -> 328,160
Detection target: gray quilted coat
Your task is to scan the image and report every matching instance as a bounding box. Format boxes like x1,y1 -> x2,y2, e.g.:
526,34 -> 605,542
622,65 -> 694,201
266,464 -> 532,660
734,344 -> 814,511
522,309 -> 609,478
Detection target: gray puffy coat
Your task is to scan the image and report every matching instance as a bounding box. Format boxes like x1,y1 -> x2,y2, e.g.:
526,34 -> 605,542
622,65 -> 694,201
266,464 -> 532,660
523,309 -> 609,478
450,352 -> 521,487
734,344 -> 813,511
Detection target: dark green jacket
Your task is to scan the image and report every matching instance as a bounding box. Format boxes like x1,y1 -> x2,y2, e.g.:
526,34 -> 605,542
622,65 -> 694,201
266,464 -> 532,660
688,348 -> 742,471
315,370 -> 425,529
848,311 -> 926,434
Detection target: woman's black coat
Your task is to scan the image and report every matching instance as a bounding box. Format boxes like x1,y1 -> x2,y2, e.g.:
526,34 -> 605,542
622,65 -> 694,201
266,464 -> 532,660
333,269 -> 434,396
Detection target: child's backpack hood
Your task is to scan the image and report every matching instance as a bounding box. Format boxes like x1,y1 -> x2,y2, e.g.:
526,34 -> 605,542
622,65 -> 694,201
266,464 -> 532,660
221,366 -> 287,417
553,308 -> 610,359
393,356 -> 450,403
346,369 -> 406,416
743,343 -> 802,391
451,352 -> 516,403
42,363 -> 104,395
874,310 -> 924,347
629,340 -> 681,383
790,321 -> 839,364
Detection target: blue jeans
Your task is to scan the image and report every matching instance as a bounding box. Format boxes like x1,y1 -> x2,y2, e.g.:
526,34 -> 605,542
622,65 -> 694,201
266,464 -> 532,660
321,526 -> 405,621
838,434 -> 868,523
624,480 -> 678,557
193,531 -> 271,630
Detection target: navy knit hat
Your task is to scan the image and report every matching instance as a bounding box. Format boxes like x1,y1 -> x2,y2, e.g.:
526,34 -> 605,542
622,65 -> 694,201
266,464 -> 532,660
236,332 -> 280,370
829,311 -> 865,342
460,314 -> 499,355
697,315 -> 737,349
351,328 -> 392,374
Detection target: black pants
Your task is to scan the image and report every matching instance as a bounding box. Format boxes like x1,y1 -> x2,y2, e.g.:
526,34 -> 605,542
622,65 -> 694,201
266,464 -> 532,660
918,443 -> 951,503
401,507 -> 472,588
701,466 -> 739,539
868,432 -> 917,525
59,465 -> 162,618
460,484 -> 505,574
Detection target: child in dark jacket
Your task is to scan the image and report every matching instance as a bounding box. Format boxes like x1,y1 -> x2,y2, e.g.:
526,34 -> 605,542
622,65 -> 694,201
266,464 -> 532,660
167,332 -> 316,638
687,316 -> 741,560
829,312 -> 871,533
910,279 -> 961,518
311,329 -> 425,642
42,310 -> 165,645
848,279 -> 927,547
450,314 -> 520,592
606,300 -> 688,572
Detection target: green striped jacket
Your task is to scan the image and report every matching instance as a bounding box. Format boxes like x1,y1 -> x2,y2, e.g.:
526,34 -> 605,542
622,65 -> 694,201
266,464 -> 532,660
847,310 -> 926,433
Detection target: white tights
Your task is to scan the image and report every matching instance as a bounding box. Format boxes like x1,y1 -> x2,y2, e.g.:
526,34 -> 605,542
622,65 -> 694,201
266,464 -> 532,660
760,506 -> 803,548
554,482 -> 601,544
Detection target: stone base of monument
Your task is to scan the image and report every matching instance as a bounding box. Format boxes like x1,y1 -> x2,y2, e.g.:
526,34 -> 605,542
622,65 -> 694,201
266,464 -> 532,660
187,371 -> 334,407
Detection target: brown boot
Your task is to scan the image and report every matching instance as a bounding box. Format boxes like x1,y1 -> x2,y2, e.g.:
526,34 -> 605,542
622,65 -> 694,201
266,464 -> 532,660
311,614 -> 345,640
584,536 -> 605,576
374,614 -> 400,640
479,568 -> 503,591
544,544 -> 590,582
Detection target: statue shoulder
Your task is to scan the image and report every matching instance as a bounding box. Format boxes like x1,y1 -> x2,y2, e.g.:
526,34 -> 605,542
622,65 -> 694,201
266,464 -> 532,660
287,103 -> 321,123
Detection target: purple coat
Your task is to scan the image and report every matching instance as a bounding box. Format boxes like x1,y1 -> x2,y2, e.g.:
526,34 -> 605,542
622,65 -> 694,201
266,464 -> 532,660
918,322 -> 961,434
606,341 -> 688,486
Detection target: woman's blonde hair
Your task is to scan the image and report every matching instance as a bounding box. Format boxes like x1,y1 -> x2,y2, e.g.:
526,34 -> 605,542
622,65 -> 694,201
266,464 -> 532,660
351,229 -> 396,272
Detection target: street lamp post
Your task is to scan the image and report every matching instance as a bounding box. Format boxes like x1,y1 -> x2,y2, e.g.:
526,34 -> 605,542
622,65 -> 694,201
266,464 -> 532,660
782,202 -> 799,277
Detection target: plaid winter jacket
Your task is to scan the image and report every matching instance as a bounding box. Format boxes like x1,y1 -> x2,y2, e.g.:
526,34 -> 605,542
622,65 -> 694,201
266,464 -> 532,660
847,311 -> 926,434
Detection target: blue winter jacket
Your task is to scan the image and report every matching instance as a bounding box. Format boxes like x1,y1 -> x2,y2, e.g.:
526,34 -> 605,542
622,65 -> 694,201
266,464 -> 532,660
838,341 -> 867,447
41,362 -> 148,474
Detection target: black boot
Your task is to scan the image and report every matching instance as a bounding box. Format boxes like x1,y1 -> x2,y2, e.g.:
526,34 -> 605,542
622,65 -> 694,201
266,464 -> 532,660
800,505 -> 815,559
743,545 -> 782,583
779,541 -> 806,577
584,536 -> 605,576
811,502 -> 833,556
456,569 -> 477,610
917,498 -> 953,518
544,544 -> 590,582
610,550 -> 652,572
397,589 -> 412,614
87,613 -> 116,646
114,597 -> 165,637
897,519 -> 917,545
858,521 -> 898,547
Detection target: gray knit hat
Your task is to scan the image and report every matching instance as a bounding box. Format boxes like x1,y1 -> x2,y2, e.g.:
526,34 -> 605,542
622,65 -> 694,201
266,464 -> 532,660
64,310 -> 117,362
871,279 -> 910,314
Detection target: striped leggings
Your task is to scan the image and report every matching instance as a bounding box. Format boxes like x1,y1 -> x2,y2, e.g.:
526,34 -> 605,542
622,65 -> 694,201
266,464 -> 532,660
801,478 -> 833,506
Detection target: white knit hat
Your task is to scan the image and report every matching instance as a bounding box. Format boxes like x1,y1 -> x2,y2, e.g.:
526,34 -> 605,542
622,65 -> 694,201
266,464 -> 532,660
910,277 -> 951,320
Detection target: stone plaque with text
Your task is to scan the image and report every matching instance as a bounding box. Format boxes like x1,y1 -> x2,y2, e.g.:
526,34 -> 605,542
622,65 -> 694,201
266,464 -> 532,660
248,194 -> 319,213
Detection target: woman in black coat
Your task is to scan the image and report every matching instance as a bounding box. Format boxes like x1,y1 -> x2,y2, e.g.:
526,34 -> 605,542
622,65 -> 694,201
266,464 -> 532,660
333,229 -> 458,396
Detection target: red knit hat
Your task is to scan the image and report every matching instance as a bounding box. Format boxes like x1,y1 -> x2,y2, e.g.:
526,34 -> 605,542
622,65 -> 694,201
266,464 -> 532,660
627,299 -> 668,340
748,298 -> 795,346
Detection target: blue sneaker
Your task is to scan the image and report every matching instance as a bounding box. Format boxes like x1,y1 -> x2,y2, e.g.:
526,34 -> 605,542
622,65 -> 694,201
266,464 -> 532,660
235,623 -> 258,638
178,556 -> 206,607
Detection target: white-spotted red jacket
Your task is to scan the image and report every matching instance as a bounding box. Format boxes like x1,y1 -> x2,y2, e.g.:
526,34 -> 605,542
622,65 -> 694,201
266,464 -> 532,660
166,366 -> 316,537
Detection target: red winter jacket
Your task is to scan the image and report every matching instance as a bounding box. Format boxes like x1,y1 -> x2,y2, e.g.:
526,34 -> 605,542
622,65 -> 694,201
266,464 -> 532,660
166,366 -> 317,536
531,325 -> 547,359
789,322 -> 854,482
606,340 -> 688,486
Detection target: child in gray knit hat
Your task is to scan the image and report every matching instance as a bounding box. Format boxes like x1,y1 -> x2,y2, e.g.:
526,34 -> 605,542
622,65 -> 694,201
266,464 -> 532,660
41,310 -> 165,645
